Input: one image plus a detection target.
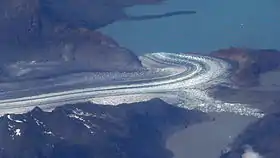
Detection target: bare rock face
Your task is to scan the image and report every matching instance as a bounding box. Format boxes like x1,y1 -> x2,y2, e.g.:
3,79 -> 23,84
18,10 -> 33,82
0,0 -> 147,73
0,99 -> 209,158
211,47 -> 280,87
52,28 -> 142,71
220,112 -> 280,158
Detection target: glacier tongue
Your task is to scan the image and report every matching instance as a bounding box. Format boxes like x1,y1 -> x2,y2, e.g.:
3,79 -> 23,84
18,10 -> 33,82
0,52 -> 263,117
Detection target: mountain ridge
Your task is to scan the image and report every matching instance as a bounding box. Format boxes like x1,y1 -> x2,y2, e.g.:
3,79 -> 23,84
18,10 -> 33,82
0,99 -> 210,158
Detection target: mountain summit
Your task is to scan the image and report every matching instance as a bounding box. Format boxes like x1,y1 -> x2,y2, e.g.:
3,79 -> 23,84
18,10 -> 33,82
0,99 -> 209,158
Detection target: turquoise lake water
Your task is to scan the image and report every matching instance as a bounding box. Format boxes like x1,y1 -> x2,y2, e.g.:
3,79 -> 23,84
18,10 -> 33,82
100,0 -> 280,55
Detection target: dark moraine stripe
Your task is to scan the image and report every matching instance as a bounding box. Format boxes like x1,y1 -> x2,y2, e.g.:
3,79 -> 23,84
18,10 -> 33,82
124,10 -> 196,21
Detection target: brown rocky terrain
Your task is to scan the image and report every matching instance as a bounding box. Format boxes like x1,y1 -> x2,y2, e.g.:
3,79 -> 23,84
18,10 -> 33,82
211,47 -> 280,87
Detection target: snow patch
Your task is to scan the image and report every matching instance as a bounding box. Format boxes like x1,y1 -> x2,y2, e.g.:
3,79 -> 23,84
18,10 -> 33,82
68,114 -> 95,134
33,117 -> 44,127
242,146 -> 263,158
68,114 -> 84,121
32,117 -> 55,136
8,124 -> 15,131
15,129 -> 21,136
72,108 -> 97,117
9,127 -> 22,139
7,115 -> 24,123
43,131 -> 55,136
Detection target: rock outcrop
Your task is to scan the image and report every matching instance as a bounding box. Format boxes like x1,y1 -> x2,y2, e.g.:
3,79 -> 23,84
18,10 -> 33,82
0,0 -> 156,74
211,47 -> 280,87
0,99 -> 209,158
220,112 -> 280,158
0,0 -> 198,77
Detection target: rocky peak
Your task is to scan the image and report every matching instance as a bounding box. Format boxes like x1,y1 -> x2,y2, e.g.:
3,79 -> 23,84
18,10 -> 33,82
220,112 -> 280,158
211,47 -> 280,87
0,99 -> 209,158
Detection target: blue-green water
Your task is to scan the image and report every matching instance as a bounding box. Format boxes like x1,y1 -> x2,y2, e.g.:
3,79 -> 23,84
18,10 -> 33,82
100,0 -> 280,55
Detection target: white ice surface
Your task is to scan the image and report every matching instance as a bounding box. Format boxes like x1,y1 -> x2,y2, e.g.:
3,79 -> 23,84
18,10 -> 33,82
0,52 -> 263,117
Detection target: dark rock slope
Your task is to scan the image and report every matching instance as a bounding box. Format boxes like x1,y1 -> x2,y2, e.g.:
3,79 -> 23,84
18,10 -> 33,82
0,0 -> 149,73
220,112 -> 280,158
211,47 -> 280,87
0,99 -> 209,158
0,0 -> 197,78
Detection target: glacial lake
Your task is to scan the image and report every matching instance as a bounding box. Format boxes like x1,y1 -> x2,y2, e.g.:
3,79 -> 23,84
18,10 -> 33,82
100,0 -> 280,55
166,112 -> 256,158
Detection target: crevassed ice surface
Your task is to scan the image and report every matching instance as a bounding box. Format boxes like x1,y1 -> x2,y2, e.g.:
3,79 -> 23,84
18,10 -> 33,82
0,52 -> 263,118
